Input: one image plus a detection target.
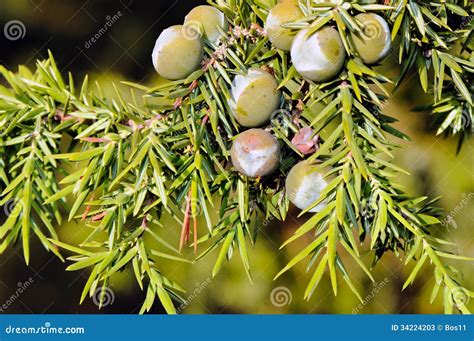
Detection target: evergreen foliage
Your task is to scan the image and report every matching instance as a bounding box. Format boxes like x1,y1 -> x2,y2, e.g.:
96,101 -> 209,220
0,0 -> 472,314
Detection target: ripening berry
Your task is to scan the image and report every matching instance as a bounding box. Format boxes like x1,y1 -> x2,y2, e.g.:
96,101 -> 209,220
230,68 -> 280,127
351,13 -> 391,64
285,161 -> 328,212
152,25 -> 203,80
231,129 -> 280,177
265,0 -> 303,51
291,26 -> 346,82
184,5 -> 228,43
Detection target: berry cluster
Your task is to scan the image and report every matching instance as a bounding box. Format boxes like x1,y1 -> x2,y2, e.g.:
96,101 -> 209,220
151,1 -> 392,214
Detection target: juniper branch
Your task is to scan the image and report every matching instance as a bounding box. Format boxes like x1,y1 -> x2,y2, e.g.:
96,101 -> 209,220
389,0 -> 473,148
0,0 -> 472,314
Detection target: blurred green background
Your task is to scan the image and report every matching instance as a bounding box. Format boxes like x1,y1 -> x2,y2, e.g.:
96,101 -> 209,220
0,0 -> 472,314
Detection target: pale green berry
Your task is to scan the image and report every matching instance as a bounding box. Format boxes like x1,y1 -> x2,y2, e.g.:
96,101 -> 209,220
351,13 -> 391,64
231,129 -> 280,177
230,68 -> 280,127
291,26 -> 346,82
152,25 -> 203,80
184,5 -> 228,43
286,161 -> 328,212
265,0 -> 303,51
